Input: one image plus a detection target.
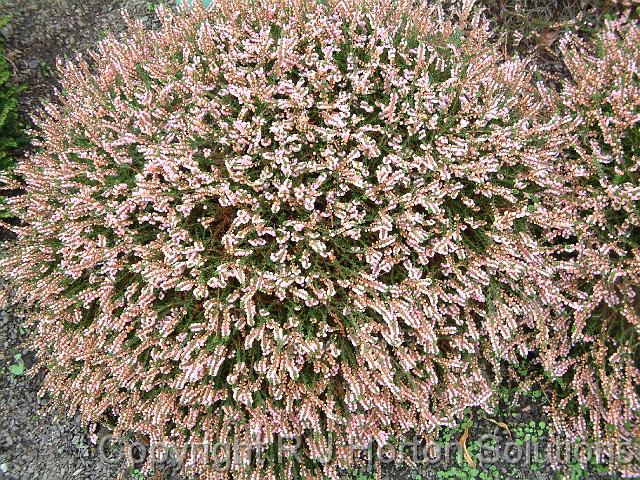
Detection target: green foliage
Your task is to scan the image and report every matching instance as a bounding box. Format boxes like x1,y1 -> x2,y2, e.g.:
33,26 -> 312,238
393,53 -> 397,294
128,468 -> 147,480
512,420 -> 549,445
0,16 -> 24,174
8,353 -> 25,376
0,16 -> 25,219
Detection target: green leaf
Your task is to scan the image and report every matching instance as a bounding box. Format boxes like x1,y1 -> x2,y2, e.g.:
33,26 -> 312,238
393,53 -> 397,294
9,361 -> 24,376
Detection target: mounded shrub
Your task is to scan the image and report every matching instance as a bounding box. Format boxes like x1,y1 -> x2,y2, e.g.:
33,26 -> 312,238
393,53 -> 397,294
2,0 -> 638,478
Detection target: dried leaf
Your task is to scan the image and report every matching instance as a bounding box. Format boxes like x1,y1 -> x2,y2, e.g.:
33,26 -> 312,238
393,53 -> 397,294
459,424 -> 476,468
151,469 -> 168,480
537,30 -> 560,49
484,417 -> 512,439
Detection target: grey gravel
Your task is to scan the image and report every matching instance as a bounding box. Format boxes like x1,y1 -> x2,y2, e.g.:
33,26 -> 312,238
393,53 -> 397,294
0,0 -> 160,118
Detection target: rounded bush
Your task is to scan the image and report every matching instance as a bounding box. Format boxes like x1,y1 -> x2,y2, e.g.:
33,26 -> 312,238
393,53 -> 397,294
0,0 -> 611,478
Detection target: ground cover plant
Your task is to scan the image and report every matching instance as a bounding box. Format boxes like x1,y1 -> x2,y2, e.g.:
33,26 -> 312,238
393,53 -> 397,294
0,0 -> 638,479
0,16 -> 25,216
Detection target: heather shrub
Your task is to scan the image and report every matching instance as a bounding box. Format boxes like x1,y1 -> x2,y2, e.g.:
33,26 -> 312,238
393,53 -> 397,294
530,17 -> 640,476
0,0 -> 589,478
